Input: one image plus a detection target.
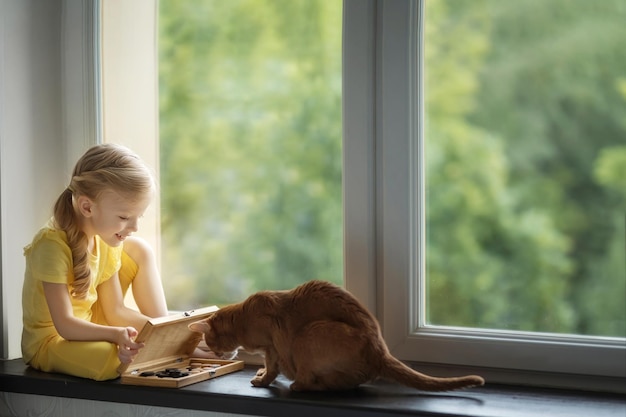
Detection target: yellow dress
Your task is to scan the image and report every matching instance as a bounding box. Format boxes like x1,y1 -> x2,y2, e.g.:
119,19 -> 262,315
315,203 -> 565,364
21,226 -> 136,381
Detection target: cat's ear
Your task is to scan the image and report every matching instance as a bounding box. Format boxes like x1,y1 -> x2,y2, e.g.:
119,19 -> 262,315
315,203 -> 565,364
188,320 -> 211,334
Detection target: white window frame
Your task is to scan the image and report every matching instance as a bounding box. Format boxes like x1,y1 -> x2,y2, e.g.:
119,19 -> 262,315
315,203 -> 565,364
99,0 -> 160,254
344,0 -> 625,392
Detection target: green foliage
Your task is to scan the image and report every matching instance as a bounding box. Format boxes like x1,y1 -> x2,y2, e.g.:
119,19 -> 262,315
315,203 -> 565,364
158,0 -> 342,308
425,0 -> 625,336
158,0 -> 625,337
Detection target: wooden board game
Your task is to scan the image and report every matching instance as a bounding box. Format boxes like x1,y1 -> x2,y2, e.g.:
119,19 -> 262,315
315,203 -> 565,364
118,305 -> 244,388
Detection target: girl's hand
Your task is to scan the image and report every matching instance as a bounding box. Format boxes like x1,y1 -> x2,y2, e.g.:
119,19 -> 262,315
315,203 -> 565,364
116,327 -> 144,364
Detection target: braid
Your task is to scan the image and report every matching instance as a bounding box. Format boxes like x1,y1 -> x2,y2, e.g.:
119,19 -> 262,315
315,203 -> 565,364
53,188 -> 90,298
52,143 -> 155,299
67,230 -> 91,298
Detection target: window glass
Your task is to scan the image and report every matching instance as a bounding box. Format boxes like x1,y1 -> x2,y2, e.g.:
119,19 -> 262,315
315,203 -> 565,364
424,0 -> 626,337
158,0 -> 343,309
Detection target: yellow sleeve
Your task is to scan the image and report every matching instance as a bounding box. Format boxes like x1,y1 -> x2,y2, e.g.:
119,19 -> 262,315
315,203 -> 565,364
24,228 -> 73,285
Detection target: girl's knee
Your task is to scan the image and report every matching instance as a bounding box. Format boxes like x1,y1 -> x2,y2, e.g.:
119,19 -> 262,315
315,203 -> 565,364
41,339 -> 121,381
122,236 -> 155,265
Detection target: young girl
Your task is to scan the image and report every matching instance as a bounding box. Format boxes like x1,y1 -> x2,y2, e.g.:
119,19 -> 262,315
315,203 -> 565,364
21,143 -> 169,381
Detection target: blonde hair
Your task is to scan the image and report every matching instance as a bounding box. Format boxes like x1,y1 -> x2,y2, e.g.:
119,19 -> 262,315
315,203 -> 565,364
53,143 -> 155,299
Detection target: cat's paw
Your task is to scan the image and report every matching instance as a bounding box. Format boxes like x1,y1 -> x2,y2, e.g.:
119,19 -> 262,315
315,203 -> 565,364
255,368 -> 266,377
250,376 -> 270,387
289,381 -> 304,391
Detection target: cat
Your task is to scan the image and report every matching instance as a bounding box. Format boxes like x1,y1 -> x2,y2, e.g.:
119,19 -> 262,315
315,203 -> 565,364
188,280 -> 485,392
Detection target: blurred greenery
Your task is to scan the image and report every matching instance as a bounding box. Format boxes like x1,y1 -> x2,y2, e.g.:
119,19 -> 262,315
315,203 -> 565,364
158,0 -> 625,337
158,0 -> 343,308
425,0 -> 625,336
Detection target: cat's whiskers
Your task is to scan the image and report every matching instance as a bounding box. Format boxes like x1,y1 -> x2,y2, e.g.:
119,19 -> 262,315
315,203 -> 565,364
220,350 -> 239,360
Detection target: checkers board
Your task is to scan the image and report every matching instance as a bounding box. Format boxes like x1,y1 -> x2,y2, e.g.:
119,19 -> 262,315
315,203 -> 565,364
118,305 -> 244,388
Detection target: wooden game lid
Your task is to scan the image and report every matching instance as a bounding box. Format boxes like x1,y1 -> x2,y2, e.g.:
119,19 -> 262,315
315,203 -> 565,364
118,305 -> 219,374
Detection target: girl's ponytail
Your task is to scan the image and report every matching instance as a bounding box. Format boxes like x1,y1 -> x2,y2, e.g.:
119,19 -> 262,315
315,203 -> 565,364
53,185 -> 91,298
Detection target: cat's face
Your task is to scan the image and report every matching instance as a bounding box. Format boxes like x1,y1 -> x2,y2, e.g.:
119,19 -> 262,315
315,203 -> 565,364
189,317 -> 239,360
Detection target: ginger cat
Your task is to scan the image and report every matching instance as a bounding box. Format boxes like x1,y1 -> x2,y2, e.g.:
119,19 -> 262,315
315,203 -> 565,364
189,280 -> 484,392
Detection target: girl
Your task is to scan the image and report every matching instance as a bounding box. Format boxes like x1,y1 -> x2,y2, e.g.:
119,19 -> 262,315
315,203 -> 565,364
21,143 -> 169,381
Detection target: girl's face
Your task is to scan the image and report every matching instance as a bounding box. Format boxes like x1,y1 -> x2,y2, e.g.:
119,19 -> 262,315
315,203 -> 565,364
82,188 -> 152,248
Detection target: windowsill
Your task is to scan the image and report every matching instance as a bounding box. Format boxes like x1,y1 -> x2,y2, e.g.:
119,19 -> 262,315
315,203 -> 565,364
1,359 -> 624,417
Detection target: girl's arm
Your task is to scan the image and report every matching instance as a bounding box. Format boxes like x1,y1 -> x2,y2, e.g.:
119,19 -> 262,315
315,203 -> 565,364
96,271 -> 152,331
43,282 -> 143,363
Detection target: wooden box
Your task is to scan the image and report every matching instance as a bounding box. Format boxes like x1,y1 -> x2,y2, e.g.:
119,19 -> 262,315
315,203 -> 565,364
118,305 -> 244,388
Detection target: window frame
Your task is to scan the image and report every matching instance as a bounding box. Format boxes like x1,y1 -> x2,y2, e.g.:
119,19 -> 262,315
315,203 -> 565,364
91,0 -> 626,392
348,0 -> 625,392
99,0 -> 160,254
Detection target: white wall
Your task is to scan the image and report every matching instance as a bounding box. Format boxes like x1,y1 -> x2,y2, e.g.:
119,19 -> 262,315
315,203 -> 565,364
100,0 -> 161,255
0,0 -> 67,359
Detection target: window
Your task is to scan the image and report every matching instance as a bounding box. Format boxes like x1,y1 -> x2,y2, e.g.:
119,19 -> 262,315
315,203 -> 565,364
100,1 -> 349,311
96,0 -> 624,391
370,0 -> 625,391
157,0 -> 343,309
424,0 -> 625,339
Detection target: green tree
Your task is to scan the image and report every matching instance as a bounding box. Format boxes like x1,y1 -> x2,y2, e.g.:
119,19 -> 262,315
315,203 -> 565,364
158,0 -> 342,308
425,0 -> 574,332
426,0 -> 625,336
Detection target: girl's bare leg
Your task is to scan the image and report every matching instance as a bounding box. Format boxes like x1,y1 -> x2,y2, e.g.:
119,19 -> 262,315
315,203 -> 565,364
123,236 -> 169,318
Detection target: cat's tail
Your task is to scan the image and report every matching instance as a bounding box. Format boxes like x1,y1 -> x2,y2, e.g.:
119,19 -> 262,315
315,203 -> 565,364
380,355 -> 485,392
